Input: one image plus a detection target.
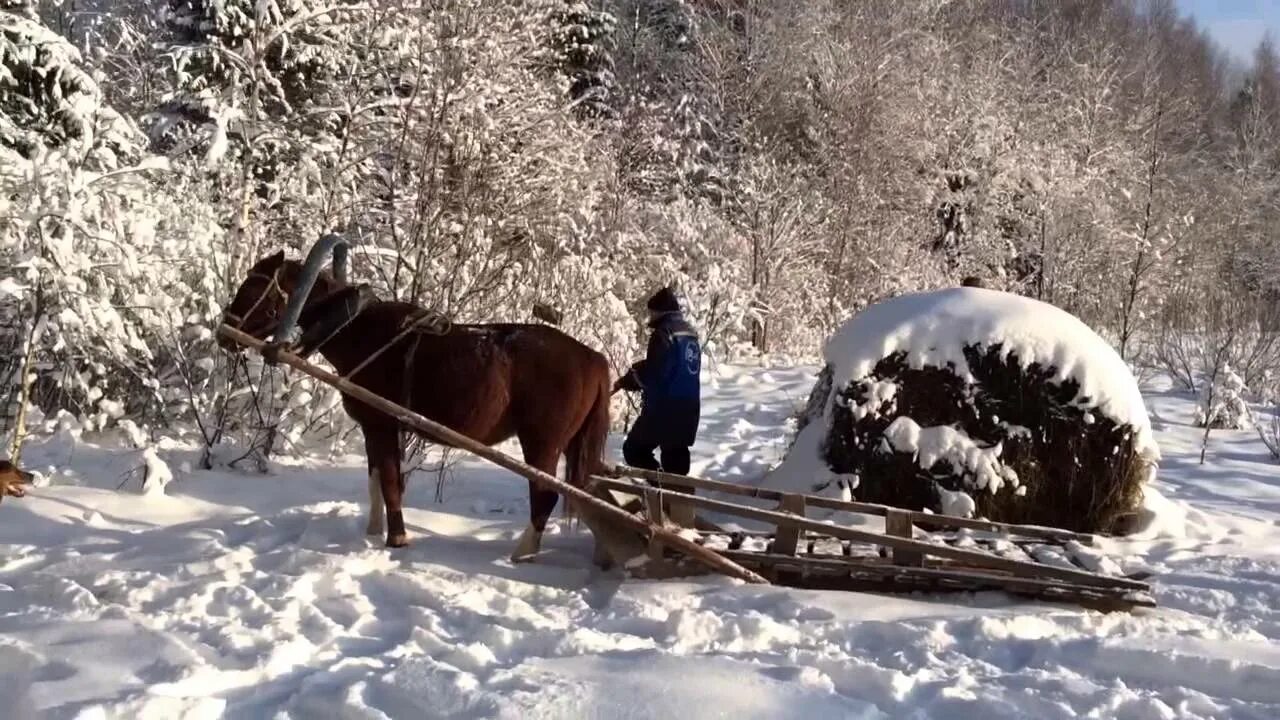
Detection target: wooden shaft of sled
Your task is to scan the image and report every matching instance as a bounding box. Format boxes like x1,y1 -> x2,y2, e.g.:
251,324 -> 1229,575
592,476 -> 1146,591
217,324 -> 768,585
607,464 -> 1094,545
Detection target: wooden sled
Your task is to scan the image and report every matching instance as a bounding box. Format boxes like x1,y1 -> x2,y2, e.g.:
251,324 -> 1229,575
217,323 -> 1155,612
594,466 -> 1156,612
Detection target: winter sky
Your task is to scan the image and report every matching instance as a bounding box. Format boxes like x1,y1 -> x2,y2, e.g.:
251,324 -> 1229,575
1178,0 -> 1280,63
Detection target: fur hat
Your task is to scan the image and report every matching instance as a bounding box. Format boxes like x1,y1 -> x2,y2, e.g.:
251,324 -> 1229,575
646,286 -> 681,313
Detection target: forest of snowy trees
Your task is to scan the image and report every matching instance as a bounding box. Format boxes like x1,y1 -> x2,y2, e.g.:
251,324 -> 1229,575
2,0 -> 1280,471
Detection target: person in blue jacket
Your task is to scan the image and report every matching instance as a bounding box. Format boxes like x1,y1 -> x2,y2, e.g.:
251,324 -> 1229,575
613,287 -> 702,477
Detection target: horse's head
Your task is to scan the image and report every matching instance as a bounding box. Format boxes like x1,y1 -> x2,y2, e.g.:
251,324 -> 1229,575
219,250 -> 291,350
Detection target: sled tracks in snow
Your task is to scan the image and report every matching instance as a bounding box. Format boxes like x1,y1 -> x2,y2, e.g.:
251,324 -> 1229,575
218,323 -> 1154,613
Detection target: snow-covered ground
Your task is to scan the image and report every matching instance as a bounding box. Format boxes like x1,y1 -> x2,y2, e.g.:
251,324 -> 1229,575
2,363 -> 1280,719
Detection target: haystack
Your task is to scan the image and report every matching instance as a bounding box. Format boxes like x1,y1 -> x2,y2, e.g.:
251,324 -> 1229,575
770,287 -> 1160,534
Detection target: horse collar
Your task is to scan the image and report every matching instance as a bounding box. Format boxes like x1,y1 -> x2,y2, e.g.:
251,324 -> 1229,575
293,284 -> 377,357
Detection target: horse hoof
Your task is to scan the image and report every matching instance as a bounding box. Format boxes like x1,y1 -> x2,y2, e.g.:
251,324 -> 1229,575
386,534 -> 409,548
366,525 -> 384,537
510,523 -> 542,563
592,541 -> 614,570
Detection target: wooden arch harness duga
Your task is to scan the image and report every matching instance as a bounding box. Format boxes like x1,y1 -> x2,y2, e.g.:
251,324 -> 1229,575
218,234 -> 613,561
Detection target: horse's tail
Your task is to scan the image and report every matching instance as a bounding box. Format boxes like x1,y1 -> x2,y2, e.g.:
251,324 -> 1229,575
565,357 -> 612,523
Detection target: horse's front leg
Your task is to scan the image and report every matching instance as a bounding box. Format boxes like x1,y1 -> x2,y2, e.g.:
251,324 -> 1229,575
364,424 -> 408,547
365,462 -> 385,537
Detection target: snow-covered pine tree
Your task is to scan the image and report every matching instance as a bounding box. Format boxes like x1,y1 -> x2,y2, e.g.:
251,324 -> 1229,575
0,1 -> 138,165
604,0 -> 730,202
549,1 -> 618,119
151,0 -> 354,157
150,0 -> 360,252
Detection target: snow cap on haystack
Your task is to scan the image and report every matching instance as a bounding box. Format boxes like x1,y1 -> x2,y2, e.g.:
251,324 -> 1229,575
823,286 -> 1159,463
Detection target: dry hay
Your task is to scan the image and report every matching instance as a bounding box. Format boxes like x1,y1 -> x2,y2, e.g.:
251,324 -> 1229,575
802,344 -> 1150,534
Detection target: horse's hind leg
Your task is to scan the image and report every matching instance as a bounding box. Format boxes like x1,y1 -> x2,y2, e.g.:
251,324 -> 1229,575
363,423 -> 409,548
511,441 -> 563,563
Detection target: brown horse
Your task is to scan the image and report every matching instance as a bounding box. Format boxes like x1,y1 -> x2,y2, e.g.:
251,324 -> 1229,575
217,245 -> 612,562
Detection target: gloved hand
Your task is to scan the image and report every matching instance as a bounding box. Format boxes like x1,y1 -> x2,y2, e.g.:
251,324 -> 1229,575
613,368 -> 641,394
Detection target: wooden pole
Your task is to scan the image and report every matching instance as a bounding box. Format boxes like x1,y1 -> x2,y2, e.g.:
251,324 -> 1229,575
216,324 -> 769,585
